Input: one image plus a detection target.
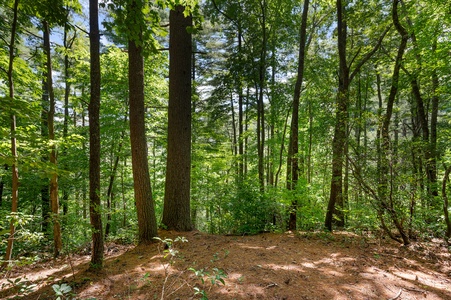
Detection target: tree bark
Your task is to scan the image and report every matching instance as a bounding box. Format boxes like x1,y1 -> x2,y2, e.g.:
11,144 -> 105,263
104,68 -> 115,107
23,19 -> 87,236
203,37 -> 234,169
89,0 -> 104,269
43,20 -> 63,257
325,0 -> 390,231
127,0 -> 159,242
441,165 -> 451,241
378,0 -> 410,246
325,0 -> 349,231
256,0 -> 267,192
162,5 -> 193,231
287,0 -> 310,231
2,0 -> 19,271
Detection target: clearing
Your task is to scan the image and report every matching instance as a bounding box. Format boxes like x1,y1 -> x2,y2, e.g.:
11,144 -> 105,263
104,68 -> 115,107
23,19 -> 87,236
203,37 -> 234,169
1,230 -> 451,299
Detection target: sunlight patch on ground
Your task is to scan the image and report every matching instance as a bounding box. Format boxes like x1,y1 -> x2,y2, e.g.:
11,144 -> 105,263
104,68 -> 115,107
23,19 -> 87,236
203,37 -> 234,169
216,281 -> 266,299
301,262 -> 316,268
132,262 -> 169,273
391,269 -> 451,291
263,263 -> 304,272
237,244 -> 265,250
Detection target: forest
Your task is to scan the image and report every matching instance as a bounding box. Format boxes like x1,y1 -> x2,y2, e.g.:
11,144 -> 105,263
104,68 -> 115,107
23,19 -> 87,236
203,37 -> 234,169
1,0 -> 451,299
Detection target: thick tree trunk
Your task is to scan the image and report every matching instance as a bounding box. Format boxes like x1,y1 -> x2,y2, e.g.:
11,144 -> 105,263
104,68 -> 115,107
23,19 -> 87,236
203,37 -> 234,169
325,0 -> 389,231
89,0 -> 104,269
162,5 -> 193,231
128,7 -> 158,241
325,0 -> 349,231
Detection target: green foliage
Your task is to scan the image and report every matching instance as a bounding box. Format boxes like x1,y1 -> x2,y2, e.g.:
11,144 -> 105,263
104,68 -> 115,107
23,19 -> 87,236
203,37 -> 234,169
0,212 -> 44,262
52,283 -> 74,300
189,266 -> 227,300
154,236 -> 188,259
227,182 -> 277,234
1,277 -> 37,298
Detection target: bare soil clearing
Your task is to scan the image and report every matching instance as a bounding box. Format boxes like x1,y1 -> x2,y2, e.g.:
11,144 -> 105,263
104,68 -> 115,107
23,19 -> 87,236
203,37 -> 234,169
1,230 -> 451,299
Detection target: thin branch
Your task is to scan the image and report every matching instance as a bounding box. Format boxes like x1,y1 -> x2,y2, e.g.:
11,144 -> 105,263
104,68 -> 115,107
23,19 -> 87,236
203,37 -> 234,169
350,25 -> 392,83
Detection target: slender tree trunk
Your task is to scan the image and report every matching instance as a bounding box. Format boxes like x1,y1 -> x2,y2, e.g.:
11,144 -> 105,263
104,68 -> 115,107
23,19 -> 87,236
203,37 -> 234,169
256,0 -> 267,193
238,26 -> 244,179
162,5 -> 193,231
62,21 -> 75,216
2,0 -> 19,270
0,165 -> 5,207
43,21 -> 63,257
230,94 -> 237,157
287,0 -> 310,231
378,0 -> 410,245
442,165 -> 451,241
89,0 -> 104,269
430,39 -> 439,205
105,127 -> 125,239
41,50 -> 51,236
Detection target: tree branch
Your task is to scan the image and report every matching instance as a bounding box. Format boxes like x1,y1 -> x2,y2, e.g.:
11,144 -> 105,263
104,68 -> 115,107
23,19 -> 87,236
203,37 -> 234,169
349,25 -> 392,83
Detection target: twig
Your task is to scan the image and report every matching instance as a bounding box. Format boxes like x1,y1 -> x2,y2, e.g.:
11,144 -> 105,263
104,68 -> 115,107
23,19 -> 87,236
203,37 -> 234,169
67,254 -> 76,281
403,286 -> 425,293
388,289 -> 402,300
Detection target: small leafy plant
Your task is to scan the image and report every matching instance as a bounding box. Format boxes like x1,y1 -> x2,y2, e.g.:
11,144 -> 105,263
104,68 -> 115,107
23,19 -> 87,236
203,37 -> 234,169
154,236 -> 188,299
189,267 -> 227,299
52,283 -> 74,300
1,277 -> 37,298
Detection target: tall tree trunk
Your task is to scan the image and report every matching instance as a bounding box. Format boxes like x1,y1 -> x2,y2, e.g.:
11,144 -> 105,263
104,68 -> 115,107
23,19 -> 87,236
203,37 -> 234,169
325,0 -> 349,231
238,25 -> 244,180
0,165 -> 6,207
256,0 -> 267,192
2,0 -> 19,270
287,0 -> 310,231
128,1 -> 158,242
41,49 -> 51,236
441,165 -> 451,242
378,0 -> 410,245
43,21 -> 63,257
230,94 -> 237,157
162,5 -> 193,231
430,39 -> 439,205
62,21 -> 75,216
325,1 -> 389,231
89,0 -> 104,269
105,128 -> 125,239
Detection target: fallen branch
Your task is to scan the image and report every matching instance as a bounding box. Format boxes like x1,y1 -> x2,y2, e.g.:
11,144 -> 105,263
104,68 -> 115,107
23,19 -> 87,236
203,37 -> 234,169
388,289 -> 402,300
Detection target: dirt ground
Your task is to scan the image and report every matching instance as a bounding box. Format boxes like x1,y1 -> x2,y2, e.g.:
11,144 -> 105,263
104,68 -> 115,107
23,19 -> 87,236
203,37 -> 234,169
1,230 -> 451,299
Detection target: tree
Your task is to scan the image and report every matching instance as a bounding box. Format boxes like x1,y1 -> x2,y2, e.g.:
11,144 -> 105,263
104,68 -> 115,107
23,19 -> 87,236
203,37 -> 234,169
127,0 -> 158,243
286,0 -> 310,231
1,0 -> 20,270
162,4 -> 193,231
378,0 -> 410,245
88,0 -> 104,269
325,0 -> 390,231
43,20 -> 63,257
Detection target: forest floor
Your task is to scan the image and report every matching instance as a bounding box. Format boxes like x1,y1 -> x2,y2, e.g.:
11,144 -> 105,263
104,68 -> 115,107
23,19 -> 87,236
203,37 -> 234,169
1,230 -> 451,300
